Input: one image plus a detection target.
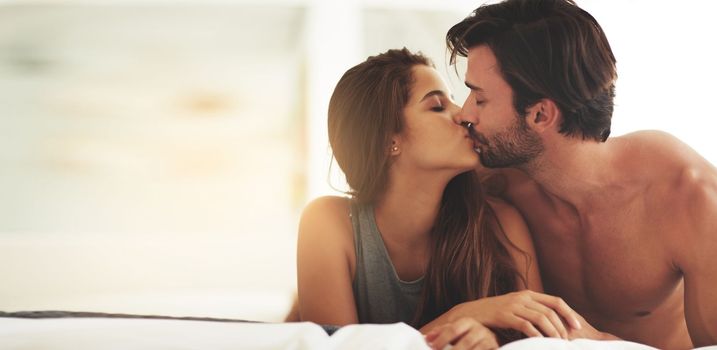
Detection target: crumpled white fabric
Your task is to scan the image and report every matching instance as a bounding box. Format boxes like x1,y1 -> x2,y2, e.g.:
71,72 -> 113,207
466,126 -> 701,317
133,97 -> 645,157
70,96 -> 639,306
0,319 -> 427,350
1,318 -> 716,350
502,337 -> 717,350
501,337 -> 658,350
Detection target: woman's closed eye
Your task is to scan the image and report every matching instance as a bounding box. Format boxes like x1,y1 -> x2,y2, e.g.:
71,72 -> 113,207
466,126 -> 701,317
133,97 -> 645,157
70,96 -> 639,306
431,105 -> 445,112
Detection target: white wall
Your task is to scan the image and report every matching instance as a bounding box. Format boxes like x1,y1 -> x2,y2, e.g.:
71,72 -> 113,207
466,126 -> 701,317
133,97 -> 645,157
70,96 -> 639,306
580,0 -> 717,163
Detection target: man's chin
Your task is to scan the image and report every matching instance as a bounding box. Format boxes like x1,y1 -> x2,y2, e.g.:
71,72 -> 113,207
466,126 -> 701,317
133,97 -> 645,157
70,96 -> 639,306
479,154 -> 518,170
478,153 -> 498,169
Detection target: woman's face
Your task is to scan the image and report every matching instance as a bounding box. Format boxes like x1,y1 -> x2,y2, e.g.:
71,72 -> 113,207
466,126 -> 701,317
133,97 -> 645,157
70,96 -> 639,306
394,65 -> 479,174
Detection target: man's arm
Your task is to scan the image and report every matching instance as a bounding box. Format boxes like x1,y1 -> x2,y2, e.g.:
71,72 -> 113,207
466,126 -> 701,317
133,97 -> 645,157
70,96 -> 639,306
676,171 -> 717,346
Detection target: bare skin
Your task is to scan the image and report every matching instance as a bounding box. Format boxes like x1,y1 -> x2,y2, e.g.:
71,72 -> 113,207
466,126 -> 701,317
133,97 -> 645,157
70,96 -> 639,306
297,64 -> 585,348
463,45 -> 717,349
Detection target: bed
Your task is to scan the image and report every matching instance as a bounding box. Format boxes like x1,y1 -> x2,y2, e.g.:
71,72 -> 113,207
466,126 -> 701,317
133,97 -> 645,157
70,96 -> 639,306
4,310 -> 713,349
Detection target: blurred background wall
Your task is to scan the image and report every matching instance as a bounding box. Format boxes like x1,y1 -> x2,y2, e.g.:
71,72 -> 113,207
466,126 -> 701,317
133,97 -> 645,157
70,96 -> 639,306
0,0 -> 715,322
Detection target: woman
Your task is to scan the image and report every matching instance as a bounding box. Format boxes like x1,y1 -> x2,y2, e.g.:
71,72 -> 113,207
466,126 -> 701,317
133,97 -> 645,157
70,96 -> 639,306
296,48 -> 583,349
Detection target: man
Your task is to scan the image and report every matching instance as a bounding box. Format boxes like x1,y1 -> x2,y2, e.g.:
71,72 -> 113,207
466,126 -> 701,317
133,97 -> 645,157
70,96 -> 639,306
448,0 -> 717,348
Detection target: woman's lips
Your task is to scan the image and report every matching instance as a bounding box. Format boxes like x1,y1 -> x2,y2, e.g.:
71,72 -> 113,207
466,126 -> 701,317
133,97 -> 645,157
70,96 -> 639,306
460,122 -> 482,153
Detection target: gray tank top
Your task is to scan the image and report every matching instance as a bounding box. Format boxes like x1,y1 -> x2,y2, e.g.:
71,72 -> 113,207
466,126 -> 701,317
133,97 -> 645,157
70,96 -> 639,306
350,199 -> 424,325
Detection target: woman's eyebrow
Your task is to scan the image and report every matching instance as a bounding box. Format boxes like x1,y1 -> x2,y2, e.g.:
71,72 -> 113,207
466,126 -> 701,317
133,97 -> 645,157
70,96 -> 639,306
419,90 -> 446,102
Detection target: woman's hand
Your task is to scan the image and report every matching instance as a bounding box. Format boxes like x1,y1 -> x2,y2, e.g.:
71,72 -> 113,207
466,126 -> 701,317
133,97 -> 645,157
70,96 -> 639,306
459,290 -> 582,339
424,317 -> 499,350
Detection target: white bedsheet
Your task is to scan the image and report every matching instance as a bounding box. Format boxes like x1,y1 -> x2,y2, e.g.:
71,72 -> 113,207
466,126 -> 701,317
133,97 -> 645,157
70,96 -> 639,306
1,318 -> 715,350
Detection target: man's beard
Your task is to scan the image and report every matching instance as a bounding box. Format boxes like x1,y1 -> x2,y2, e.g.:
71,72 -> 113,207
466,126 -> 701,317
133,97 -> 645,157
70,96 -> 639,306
476,116 -> 544,169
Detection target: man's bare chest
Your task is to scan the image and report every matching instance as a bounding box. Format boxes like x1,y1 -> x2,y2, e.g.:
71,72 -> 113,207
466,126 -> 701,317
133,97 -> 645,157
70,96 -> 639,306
519,203 -> 682,321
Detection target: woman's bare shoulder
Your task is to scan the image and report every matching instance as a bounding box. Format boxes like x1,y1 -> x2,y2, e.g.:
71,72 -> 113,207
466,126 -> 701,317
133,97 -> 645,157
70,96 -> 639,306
302,196 -> 352,217
298,196 -> 355,255
297,196 -> 360,324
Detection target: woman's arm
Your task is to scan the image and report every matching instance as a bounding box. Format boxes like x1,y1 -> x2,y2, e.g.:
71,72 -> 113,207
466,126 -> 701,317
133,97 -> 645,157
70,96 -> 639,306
296,196 -> 358,325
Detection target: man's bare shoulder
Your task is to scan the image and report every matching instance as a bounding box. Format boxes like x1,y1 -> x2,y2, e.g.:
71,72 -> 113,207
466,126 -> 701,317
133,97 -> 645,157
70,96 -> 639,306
616,130 -> 707,165
620,131 -> 717,253
616,130 -> 716,184
485,196 -> 522,224
485,197 -> 533,250
672,162 -> 717,234
614,131 -> 717,191
618,129 -> 682,143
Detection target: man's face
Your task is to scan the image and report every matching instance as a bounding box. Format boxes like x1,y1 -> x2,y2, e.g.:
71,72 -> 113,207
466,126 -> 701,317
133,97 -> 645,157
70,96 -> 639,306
462,45 -> 543,169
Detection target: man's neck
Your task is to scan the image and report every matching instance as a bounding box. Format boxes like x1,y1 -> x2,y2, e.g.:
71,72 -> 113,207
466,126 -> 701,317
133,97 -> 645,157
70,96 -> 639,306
521,137 -> 627,213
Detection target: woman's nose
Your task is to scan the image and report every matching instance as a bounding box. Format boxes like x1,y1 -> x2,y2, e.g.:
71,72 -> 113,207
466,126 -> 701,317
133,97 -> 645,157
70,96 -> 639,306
449,102 -> 466,124
458,97 -> 479,126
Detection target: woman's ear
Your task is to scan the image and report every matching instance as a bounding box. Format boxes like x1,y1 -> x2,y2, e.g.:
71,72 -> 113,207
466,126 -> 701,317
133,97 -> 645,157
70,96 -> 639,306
526,99 -> 560,133
389,137 -> 401,156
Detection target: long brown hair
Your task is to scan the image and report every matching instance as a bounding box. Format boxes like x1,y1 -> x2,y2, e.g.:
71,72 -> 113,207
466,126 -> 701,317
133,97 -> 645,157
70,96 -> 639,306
327,48 -> 521,328
447,0 -> 617,142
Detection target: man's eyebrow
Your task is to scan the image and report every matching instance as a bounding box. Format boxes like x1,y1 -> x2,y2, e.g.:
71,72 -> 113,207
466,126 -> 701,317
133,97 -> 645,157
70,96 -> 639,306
464,81 -> 483,92
419,90 -> 447,102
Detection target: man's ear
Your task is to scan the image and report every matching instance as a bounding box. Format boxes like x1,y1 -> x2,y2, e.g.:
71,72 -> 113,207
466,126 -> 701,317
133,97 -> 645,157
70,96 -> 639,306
526,99 -> 560,133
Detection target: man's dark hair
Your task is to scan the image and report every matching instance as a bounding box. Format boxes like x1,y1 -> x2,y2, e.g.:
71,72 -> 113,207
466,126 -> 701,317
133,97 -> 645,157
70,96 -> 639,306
447,0 -> 617,142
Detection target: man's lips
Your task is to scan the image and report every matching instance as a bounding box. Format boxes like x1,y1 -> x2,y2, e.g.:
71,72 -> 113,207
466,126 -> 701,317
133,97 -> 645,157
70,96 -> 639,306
462,122 -> 478,138
464,135 -> 481,153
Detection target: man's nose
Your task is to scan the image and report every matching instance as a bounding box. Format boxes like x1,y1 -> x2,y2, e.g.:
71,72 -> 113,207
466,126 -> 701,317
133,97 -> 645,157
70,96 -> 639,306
452,105 -> 478,126
456,98 -> 478,125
